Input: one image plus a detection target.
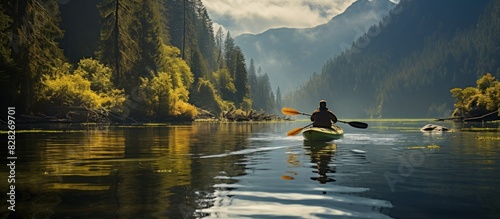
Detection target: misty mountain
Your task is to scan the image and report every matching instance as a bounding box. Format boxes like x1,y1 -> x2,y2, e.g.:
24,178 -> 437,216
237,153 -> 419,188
286,0 -> 498,118
235,0 -> 396,92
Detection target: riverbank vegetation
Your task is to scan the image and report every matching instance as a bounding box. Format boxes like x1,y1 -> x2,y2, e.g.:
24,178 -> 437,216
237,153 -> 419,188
450,73 -> 500,122
0,0 -> 281,123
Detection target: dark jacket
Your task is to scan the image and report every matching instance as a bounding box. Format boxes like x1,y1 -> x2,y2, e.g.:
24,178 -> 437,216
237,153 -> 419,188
310,107 -> 338,128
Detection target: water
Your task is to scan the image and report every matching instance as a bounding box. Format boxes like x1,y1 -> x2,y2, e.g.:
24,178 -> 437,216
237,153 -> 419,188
2,121 -> 500,218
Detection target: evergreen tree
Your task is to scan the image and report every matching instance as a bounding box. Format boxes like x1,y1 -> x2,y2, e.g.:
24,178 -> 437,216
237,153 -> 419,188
215,27 -> 225,68
252,73 -> 275,112
164,0 -> 185,54
0,3 -> 11,64
275,86 -> 282,113
0,2 -> 18,108
189,47 -> 207,87
195,2 -> 216,72
224,32 -> 235,75
248,58 -> 258,100
164,0 -> 216,71
134,0 -> 169,78
98,0 -> 141,91
10,0 -> 65,113
232,46 -> 249,107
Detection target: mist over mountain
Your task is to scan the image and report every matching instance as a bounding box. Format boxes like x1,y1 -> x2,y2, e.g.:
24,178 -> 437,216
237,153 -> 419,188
286,0 -> 498,118
235,0 -> 396,92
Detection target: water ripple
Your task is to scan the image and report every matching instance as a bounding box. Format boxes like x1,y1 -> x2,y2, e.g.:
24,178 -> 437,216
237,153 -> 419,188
339,133 -> 404,145
198,189 -> 394,219
200,146 -> 291,158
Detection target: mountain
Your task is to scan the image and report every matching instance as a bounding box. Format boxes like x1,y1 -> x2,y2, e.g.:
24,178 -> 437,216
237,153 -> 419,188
285,0 -> 498,118
235,0 -> 396,92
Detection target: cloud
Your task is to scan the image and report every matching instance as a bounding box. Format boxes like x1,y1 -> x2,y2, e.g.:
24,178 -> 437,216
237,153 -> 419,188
202,0 -> 358,36
203,0 -> 401,37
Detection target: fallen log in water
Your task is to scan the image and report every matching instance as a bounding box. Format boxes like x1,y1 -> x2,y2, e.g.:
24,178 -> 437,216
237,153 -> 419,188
435,110 -> 500,122
221,108 -> 291,122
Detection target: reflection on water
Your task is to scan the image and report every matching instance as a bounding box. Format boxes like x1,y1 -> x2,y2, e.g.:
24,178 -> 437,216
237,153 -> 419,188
197,138 -> 392,218
197,132 -> 392,219
2,121 -> 500,218
2,123 -> 257,218
304,142 -> 337,184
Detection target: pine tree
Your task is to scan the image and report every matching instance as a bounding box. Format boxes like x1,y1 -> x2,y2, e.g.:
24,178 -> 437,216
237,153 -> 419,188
195,2 -> 216,72
215,27 -> 225,68
164,0 -> 185,53
135,0 -> 169,78
97,0 -> 140,91
164,0 -> 216,70
260,73 -> 275,112
0,2 -> 18,107
11,0 -> 65,113
252,73 -> 275,112
248,58 -> 258,101
232,46 -> 249,107
275,86 -> 282,113
224,32 -> 235,75
0,3 -> 12,64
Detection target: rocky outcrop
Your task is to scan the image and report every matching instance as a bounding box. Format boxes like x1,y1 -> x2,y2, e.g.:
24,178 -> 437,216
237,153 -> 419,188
420,124 -> 449,132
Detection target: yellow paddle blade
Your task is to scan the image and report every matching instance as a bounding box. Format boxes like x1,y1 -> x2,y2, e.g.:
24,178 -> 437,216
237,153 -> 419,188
287,127 -> 304,136
282,107 -> 301,116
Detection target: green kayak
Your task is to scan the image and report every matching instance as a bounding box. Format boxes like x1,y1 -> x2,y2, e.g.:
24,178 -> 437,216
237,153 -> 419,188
302,125 -> 344,142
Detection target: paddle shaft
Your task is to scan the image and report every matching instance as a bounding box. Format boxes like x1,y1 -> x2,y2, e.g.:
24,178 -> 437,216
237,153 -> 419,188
282,107 -> 368,129
289,111 -> 347,122
287,123 -> 313,136
291,112 -> 350,123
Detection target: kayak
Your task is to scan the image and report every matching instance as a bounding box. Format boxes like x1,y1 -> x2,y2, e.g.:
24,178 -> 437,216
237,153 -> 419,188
303,125 -> 344,142
302,125 -> 344,142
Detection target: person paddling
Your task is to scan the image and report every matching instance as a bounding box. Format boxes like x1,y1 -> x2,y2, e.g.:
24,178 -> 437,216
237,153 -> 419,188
310,100 -> 338,129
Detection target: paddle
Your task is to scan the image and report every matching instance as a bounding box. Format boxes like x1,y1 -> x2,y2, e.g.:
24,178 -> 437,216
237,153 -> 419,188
337,120 -> 368,129
282,107 -> 310,116
281,107 -> 368,129
287,123 -> 313,136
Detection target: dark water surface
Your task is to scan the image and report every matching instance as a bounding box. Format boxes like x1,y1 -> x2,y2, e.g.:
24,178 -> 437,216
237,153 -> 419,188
2,121 -> 500,218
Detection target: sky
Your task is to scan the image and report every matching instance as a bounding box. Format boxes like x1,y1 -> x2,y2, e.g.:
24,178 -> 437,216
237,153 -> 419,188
201,0 -> 400,37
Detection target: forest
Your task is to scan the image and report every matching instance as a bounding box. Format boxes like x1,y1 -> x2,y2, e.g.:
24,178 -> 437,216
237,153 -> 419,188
0,0 -> 280,122
285,0 -> 500,119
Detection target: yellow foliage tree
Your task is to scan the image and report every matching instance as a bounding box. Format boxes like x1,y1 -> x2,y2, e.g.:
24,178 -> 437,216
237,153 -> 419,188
39,59 -> 126,113
190,78 -> 233,114
137,45 -> 198,120
451,73 -> 500,119
138,72 -> 173,117
73,58 -> 114,93
138,72 -> 198,119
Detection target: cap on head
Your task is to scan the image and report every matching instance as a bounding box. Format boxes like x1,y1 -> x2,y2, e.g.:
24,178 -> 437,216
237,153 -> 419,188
319,100 -> 327,108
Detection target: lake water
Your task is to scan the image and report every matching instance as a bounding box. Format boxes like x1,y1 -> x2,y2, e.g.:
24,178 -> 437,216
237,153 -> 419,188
2,120 -> 500,219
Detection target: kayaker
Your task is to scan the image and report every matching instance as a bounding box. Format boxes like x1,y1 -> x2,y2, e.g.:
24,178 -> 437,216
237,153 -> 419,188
310,100 -> 338,128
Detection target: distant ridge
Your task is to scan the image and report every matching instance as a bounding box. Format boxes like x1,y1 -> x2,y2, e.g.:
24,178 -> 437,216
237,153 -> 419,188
286,0 -> 496,118
235,0 -> 396,92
